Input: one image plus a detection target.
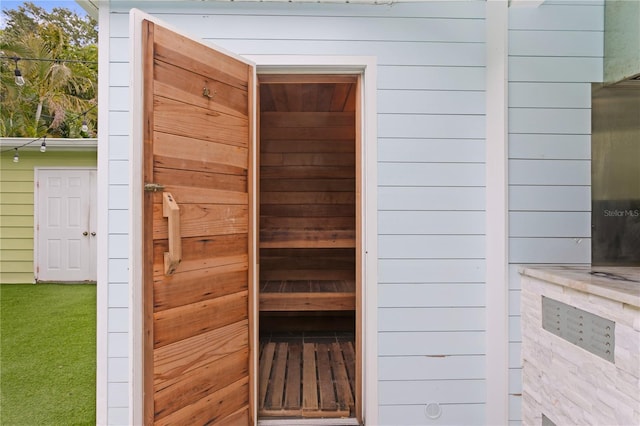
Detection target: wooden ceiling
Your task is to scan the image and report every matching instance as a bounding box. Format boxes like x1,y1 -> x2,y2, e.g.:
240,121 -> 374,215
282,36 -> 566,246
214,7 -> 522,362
259,75 -> 357,113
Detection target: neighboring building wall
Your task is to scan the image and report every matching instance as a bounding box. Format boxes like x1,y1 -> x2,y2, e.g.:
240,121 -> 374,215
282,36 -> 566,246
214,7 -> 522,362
507,2 -> 604,424
0,150 -> 97,284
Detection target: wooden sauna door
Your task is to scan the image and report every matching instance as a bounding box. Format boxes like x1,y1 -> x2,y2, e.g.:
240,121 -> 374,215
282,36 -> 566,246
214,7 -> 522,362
141,19 -> 255,424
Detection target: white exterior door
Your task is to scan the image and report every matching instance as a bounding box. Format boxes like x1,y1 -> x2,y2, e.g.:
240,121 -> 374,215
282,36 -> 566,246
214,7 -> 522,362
36,169 -> 97,282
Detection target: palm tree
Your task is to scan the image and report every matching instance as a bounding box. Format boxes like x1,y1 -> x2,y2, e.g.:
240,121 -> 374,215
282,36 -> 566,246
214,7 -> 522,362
1,24 -> 96,137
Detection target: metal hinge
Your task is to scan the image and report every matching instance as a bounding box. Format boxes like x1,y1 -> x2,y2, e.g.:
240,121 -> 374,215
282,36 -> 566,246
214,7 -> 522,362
144,183 -> 165,192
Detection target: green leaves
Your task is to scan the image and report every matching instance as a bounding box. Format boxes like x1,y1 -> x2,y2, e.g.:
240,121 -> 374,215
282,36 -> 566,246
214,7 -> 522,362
1,1 -> 98,138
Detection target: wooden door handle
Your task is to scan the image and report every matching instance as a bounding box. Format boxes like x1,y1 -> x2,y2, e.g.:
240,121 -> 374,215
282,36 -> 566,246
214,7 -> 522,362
163,192 -> 182,275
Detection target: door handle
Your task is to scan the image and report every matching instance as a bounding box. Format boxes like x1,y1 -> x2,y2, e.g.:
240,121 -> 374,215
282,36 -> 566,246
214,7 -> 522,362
83,231 -> 89,236
162,192 -> 182,275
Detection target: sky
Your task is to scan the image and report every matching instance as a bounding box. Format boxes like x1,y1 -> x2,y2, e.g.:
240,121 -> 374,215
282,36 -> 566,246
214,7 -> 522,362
1,0 -> 88,27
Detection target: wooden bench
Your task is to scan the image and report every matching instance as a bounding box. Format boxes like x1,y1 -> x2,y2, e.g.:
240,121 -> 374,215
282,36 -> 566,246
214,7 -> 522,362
259,280 -> 355,311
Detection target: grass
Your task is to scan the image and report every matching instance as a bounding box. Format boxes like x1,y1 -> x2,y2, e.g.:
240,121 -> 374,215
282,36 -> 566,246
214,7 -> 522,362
0,284 -> 96,425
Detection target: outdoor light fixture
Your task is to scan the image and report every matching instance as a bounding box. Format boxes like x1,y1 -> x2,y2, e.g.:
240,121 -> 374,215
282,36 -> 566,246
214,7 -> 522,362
13,148 -> 19,163
12,57 -> 25,86
81,119 -> 89,133
40,138 -> 47,153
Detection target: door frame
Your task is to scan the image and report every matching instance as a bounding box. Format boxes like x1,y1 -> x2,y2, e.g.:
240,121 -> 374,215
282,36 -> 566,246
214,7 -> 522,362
129,9 -> 378,425
34,167 -> 97,282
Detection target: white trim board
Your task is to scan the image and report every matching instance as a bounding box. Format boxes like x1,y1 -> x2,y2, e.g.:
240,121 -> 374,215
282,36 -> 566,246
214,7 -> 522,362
128,9 -> 378,425
485,2 -> 509,425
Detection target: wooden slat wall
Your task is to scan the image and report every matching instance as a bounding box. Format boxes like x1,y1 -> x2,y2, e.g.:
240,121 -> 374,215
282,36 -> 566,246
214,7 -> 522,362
105,1 -> 604,423
259,81 -> 356,251
507,3 -> 603,424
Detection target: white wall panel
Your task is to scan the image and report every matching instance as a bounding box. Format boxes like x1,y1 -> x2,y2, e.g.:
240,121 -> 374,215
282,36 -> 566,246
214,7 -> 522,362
379,235 -> 485,259
509,134 -> 590,160
507,3 -> 603,423
509,186 -> 590,211
508,83 -> 591,108
510,212 -> 590,237
379,259 -> 485,283
108,87 -> 129,112
378,66 -> 485,91
107,333 -> 128,357
108,160 -> 128,185
509,4 -> 604,31
509,30 -> 603,57
379,187 -> 485,211
108,112 -> 130,136
508,159 -> 590,185
379,138 -> 485,163
108,283 -> 128,308
219,39 -> 485,67
378,90 -> 485,114
108,63 -> 129,87
108,136 -> 129,161
163,14 -> 486,42
379,380 -> 485,405
379,163 -> 485,187
509,237 -> 591,263
379,355 -> 485,380
379,114 -> 485,139
379,404 -> 485,426
378,284 -> 485,308
379,331 -> 485,356
108,382 -> 129,407
509,108 -> 591,135
509,57 -> 602,83
379,307 -> 485,331
379,211 -> 485,235
107,408 -> 128,426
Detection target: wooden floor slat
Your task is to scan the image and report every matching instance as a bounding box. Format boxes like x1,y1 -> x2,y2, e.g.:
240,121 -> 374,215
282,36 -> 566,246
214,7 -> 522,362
260,338 -> 355,419
302,343 -> 318,412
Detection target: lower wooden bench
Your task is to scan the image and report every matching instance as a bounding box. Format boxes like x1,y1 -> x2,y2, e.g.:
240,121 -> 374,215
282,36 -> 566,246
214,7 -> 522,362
259,280 -> 355,311
259,340 -> 356,419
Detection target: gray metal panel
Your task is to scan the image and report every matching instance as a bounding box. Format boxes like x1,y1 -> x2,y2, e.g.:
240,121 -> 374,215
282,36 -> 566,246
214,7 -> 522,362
541,296 -> 615,362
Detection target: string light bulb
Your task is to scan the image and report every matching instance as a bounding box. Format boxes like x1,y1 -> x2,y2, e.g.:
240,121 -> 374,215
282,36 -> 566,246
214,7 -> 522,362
12,57 -> 25,86
81,119 -> 88,133
40,138 -> 47,153
13,148 -> 19,163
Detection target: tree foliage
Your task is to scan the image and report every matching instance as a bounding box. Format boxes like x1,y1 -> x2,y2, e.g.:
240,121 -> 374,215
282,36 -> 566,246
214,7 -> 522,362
1,2 -> 98,138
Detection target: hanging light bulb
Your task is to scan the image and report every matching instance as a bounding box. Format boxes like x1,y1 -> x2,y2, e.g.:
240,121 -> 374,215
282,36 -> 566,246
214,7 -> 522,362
40,138 -> 47,153
13,148 -> 19,163
81,119 -> 89,133
12,57 -> 25,86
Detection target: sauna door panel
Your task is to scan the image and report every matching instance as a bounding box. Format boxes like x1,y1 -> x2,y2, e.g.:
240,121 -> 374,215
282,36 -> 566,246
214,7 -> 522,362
140,18 -> 255,424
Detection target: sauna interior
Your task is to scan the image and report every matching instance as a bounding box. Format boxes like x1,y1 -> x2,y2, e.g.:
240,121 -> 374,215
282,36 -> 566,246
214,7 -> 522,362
258,75 -> 358,420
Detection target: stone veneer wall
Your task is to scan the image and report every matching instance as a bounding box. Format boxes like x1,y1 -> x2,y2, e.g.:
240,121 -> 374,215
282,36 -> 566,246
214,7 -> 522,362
521,274 -> 640,425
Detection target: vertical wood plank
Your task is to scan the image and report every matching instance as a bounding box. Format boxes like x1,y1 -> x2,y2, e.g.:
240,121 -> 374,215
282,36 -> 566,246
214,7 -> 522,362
331,342 -> 354,410
284,342 -> 302,410
269,342 -> 288,409
316,343 -> 337,410
259,342 -> 276,410
302,343 -> 318,411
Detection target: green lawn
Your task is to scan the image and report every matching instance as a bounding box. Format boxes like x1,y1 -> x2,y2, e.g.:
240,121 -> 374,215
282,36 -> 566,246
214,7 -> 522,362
0,284 -> 96,425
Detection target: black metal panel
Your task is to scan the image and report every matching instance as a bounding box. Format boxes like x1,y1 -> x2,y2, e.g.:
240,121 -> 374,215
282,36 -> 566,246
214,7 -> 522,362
541,296 -> 615,363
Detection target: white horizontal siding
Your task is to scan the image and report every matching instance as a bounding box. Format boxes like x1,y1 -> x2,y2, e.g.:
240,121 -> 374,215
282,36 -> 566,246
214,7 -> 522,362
379,163 -> 485,187
379,331 -> 485,356
379,307 -> 485,331
379,404 -> 485,426
378,284 -> 485,308
379,380 -> 485,405
379,259 -> 485,283
379,139 -> 485,163
379,235 -> 485,259
379,211 -> 485,235
507,2 -> 603,422
509,134 -> 590,160
105,2 -> 489,424
379,187 -> 485,211
379,355 -> 485,380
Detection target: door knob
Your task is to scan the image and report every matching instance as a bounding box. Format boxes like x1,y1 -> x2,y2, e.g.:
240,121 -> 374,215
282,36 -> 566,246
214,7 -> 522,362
83,231 -> 89,236
91,232 -> 96,236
